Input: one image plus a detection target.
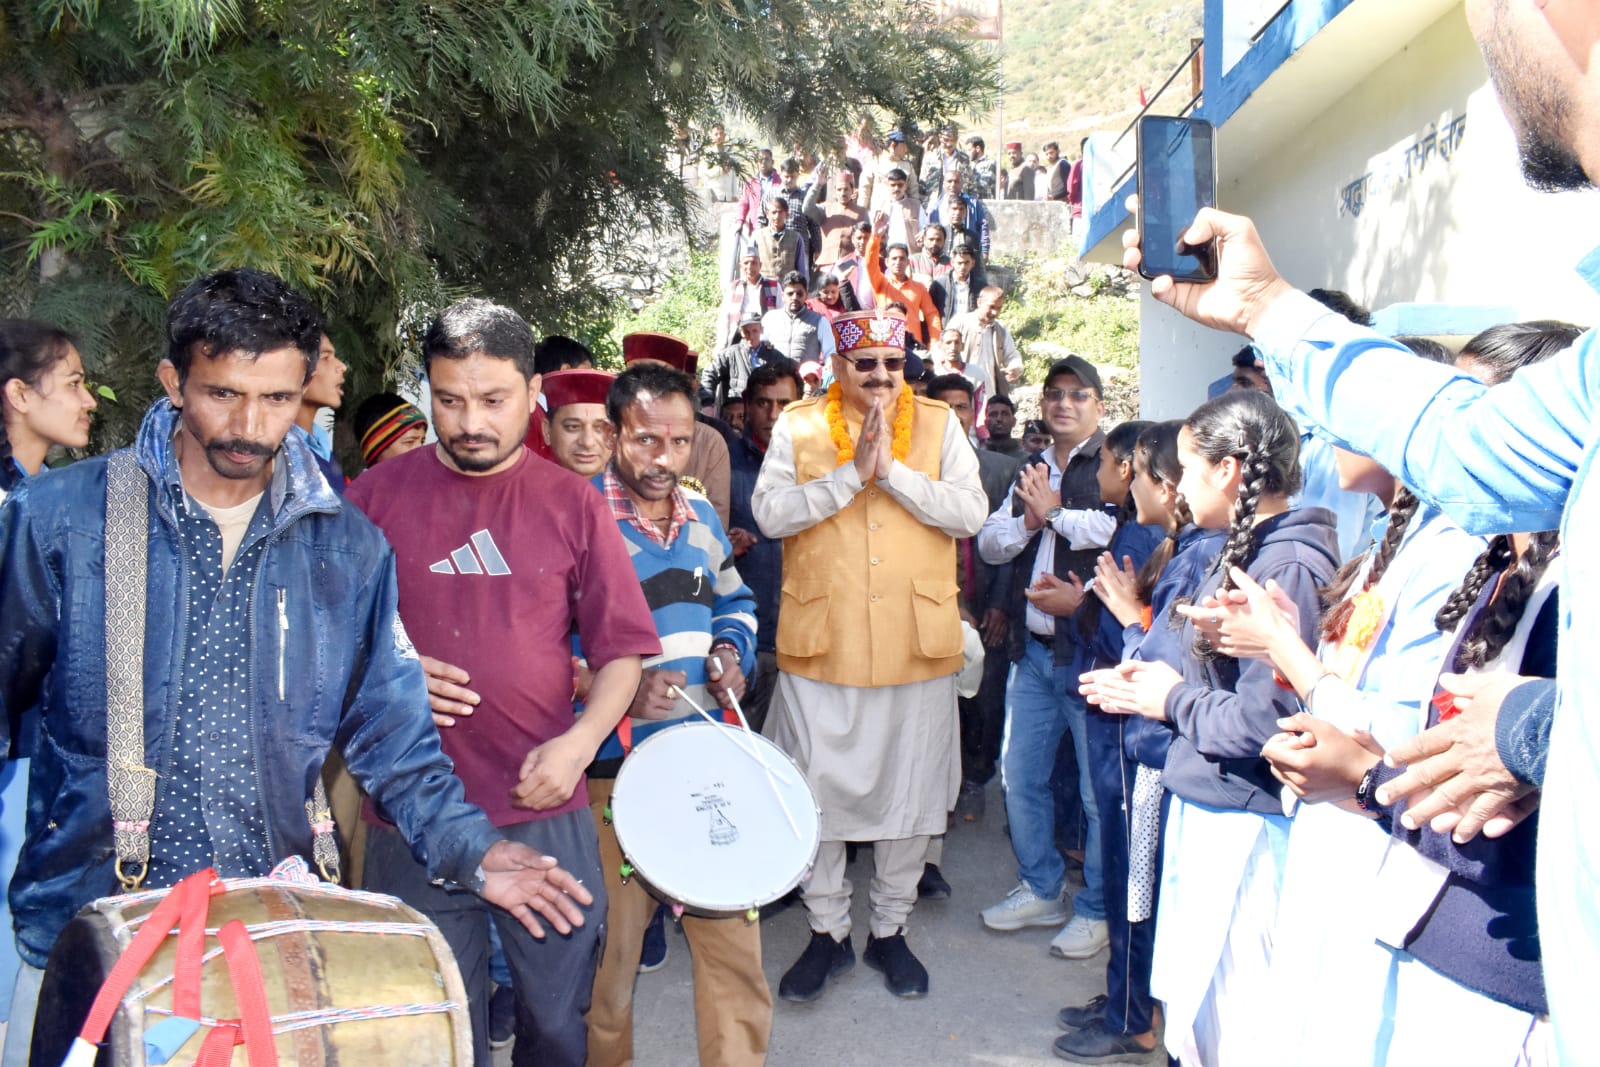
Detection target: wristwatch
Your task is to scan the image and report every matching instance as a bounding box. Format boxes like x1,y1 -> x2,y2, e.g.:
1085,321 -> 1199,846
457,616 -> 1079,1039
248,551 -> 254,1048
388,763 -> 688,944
1044,506 -> 1064,524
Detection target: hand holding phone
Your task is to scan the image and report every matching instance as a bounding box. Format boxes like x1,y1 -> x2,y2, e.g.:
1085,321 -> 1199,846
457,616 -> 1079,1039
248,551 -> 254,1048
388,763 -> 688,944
1135,116 -> 1218,283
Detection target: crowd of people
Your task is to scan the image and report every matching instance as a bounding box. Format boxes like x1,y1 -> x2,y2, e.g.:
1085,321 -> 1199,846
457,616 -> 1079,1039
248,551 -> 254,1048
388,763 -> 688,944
4,7 -> 1600,1065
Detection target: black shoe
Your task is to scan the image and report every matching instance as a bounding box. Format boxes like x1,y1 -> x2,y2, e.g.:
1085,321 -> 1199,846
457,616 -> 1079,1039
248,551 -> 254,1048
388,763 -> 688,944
778,932 -> 855,1002
1056,993 -> 1108,1030
1052,1020 -> 1163,1063
862,932 -> 929,998
917,863 -> 951,901
638,905 -> 668,973
954,780 -> 986,822
488,984 -> 516,1049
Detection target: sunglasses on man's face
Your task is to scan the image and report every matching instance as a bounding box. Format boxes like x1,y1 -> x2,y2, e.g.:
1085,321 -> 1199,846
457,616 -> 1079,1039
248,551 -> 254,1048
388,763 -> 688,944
841,355 -> 906,373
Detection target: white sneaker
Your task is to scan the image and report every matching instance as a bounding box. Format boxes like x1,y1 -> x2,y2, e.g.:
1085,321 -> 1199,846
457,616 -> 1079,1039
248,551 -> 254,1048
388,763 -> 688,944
1050,915 -> 1110,958
980,882 -> 1069,931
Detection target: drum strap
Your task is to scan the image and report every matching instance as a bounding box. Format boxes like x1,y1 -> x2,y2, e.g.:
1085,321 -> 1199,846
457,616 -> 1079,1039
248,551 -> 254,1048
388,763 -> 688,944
104,450 -> 159,891
65,868 -> 280,1067
102,450 -> 342,890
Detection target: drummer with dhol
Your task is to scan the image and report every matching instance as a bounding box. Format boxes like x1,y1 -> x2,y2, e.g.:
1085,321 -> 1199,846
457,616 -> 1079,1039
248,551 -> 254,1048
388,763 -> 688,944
572,360 -> 769,1066
752,309 -> 988,1000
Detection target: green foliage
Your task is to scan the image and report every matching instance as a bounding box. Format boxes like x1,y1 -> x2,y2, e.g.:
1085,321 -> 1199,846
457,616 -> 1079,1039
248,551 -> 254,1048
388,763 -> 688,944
610,248 -> 722,364
0,0 -> 997,447
996,255 -> 1139,386
974,0 -> 1201,151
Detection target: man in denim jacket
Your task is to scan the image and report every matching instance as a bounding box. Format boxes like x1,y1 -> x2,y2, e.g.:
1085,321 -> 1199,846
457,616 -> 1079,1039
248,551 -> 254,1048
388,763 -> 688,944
0,269 -> 591,1063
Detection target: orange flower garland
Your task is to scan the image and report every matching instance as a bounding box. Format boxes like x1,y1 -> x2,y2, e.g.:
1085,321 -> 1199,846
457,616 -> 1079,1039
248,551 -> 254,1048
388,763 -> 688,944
1343,588 -> 1386,652
826,382 -> 915,469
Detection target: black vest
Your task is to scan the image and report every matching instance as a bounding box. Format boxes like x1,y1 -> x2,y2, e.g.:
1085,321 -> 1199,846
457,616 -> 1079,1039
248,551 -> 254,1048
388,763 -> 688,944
1004,430 -> 1109,665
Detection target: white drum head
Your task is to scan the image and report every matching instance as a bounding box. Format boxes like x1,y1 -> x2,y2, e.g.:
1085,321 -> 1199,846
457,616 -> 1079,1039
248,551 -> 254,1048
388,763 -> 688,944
610,721 -> 821,913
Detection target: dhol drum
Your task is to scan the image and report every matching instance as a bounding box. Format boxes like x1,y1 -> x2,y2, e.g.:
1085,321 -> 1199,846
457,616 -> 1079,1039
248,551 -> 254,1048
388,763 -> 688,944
30,869 -> 471,1066
609,720 -> 821,916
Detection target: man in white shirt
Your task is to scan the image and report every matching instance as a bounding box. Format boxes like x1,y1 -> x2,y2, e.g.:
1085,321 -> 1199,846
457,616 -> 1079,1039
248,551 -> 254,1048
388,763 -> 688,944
975,355 -> 1114,962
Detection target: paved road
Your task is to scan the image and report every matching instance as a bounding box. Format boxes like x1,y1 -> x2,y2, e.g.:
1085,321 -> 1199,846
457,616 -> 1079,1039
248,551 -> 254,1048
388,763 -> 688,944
613,778 -> 1161,1066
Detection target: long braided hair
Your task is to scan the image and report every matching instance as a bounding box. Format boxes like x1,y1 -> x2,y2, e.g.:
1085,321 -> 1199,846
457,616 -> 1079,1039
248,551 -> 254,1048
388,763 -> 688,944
1427,319 -> 1575,672
1132,420 -> 1191,608
0,320 -> 79,494
1182,391 -> 1303,660
1319,487 -> 1422,644
1433,532 -> 1559,671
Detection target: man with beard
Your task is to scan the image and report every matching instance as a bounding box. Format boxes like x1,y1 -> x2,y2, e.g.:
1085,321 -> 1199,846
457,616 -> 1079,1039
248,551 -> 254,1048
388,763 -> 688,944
346,299 -> 661,1066
542,368 -> 616,479
982,394 -> 1024,458
762,272 -> 837,366
920,124 -> 972,201
909,223 -> 950,288
966,136 -> 998,200
580,362 -> 766,1067
1043,141 -> 1072,203
753,310 -> 987,1002
0,275 -> 600,1067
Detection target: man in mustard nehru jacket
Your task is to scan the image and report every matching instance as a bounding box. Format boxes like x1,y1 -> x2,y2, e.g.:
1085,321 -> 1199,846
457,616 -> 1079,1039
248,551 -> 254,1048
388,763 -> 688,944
753,308 -> 987,1001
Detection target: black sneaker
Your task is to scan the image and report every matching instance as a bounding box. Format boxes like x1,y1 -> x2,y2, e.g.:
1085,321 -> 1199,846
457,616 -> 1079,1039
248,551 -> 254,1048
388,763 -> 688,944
1052,1019 -> 1163,1063
488,984 -> 516,1049
778,931 -> 854,1002
917,863 -> 952,900
862,932 -> 929,998
1056,993 -> 1108,1030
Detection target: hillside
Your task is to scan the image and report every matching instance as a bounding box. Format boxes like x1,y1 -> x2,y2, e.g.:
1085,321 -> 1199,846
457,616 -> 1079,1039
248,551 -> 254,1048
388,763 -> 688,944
969,0 -> 1203,155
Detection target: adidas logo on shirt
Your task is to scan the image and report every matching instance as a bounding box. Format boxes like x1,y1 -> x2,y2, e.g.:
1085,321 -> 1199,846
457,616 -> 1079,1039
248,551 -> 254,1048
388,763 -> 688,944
429,529 -> 512,576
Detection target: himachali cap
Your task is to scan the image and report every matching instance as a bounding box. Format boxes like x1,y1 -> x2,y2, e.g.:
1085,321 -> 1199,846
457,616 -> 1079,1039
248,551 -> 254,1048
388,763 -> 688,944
831,310 -> 907,356
1004,140 -> 1022,150
542,368 -> 615,414
622,331 -> 692,371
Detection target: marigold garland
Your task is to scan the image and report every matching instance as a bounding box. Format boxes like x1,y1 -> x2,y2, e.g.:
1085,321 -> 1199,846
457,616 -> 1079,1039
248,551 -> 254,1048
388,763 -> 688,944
826,383 -> 915,470
1344,588 -> 1386,652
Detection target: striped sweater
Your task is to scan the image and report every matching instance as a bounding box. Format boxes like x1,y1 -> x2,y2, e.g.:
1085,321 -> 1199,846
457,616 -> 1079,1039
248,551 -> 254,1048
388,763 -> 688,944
584,479 -> 758,773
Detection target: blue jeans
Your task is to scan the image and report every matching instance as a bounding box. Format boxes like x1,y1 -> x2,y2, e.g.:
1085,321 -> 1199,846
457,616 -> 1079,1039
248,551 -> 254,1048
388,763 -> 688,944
1000,638 -> 1104,919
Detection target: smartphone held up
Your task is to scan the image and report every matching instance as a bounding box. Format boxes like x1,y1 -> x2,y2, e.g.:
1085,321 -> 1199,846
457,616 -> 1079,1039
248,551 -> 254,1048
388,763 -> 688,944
1135,115 -> 1218,283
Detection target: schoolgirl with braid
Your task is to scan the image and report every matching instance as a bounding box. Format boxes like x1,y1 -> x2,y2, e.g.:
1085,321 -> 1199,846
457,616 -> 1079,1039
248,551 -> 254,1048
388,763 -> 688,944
1079,390 -> 1338,1067
1033,420 -> 1166,1061
1057,420 -> 1221,1062
1185,326 -> 1569,1065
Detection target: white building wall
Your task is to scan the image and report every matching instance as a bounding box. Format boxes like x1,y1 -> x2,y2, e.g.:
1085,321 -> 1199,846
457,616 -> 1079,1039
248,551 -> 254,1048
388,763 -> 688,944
1139,4 -> 1600,420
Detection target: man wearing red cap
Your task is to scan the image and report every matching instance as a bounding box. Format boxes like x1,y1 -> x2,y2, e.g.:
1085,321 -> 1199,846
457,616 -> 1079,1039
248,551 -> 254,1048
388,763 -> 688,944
542,368 -> 616,479
753,309 -> 987,1002
623,332 -> 732,528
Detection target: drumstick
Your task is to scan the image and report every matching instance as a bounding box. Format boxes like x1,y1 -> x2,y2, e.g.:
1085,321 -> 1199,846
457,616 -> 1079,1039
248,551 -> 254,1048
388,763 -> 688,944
670,683 -> 804,840
668,683 -> 794,785
712,657 -> 805,841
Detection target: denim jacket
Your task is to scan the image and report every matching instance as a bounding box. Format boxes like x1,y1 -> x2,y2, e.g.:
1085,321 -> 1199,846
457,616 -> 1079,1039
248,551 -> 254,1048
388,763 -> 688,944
0,400 -> 499,967
1254,278 -> 1600,1062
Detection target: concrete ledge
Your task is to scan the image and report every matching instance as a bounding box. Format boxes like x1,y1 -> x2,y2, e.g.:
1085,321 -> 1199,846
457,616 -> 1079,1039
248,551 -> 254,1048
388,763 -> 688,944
981,200 -> 1077,259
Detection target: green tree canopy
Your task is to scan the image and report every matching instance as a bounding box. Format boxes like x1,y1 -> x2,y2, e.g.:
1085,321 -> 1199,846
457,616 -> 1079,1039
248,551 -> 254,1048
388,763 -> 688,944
0,0 -> 996,446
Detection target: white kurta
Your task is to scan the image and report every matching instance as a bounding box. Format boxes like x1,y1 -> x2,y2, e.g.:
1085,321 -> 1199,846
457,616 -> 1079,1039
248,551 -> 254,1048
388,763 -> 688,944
752,405 -> 987,843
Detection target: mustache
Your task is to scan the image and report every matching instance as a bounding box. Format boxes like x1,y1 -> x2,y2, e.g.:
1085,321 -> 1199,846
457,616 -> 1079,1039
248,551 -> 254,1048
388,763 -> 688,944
447,434 -> 498,448
207,438 -> 274,459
